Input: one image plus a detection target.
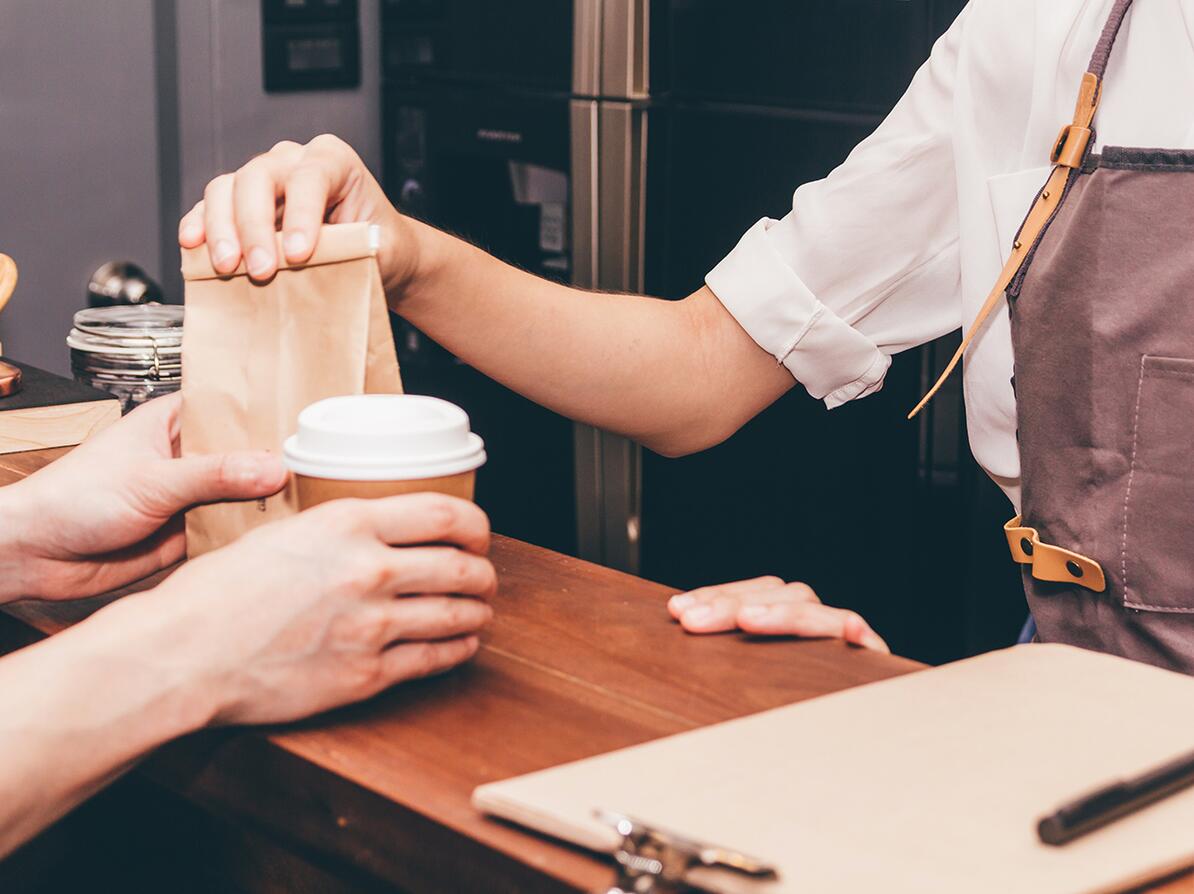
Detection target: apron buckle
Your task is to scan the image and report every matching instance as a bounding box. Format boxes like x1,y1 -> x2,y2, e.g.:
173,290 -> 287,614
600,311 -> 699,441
1005,517 -> 1106,593
1051,124 -> 1093,169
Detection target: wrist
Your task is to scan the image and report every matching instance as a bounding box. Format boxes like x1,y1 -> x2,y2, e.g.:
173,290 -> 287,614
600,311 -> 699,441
83,585 -> 225,735
381,213 -> 455,315
0,483 -> 37,602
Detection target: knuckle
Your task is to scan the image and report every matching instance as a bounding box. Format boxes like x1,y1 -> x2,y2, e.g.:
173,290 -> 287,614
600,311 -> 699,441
448,553 -> 474,590
203,173 -> 233,201
785,581 -> 819,602
477,559 -> 497,594
422,495 -> 460,539
239,153 -> 270,176
408,641 -> 439,676
340,555 -> 389,595
320,498 -> 367,529
270,139 -> 300,154
758,576 -> 785,588
347,653 -> 388,696
212,453 -> 236,489
309,132 -> 348,154
331,611 -> 381,647
444,599 -> 471,630
288,164 -> 330,202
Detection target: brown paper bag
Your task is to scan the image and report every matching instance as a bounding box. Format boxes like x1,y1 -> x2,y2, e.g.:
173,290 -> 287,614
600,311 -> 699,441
179,222 -> 403,557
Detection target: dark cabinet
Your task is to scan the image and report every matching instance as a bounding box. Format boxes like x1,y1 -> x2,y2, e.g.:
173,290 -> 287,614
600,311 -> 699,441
661,0 -> 929,113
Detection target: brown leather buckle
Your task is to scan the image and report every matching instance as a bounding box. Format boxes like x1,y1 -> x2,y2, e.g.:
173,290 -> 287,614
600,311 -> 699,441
1051,124 -> 1092,169
1004,516 -> 1106,593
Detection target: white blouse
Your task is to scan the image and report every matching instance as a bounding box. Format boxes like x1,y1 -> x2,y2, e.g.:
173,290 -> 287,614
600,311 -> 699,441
705,0 -> 1194,509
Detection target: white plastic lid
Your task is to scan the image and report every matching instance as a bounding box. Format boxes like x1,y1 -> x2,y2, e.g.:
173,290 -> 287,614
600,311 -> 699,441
283,394 -> 486,481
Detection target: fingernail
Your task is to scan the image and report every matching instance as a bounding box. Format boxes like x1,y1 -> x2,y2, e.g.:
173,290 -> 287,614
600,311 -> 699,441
233,452 -> 284,488
225,454 -> 266,486
247,247 -> 273,278
740,605 -> 774,622
669,594 -> 694,612
684,605 -> 714,624
180,220 -> 201,242
863,632 -> 889,653
283,231 -> 308,258
212,239 -> 238,269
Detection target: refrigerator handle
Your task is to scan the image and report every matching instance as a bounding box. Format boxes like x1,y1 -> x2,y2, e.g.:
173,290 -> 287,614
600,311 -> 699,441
601,0 -> 650,99
570,101 -> 599,291
573,0 -> 603,97
571,99 -> 608,564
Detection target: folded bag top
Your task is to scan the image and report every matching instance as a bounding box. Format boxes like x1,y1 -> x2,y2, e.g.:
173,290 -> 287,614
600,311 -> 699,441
179,222 -> 382,282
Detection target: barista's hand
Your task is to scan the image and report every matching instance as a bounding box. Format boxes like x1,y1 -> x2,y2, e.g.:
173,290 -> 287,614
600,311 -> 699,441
179,135 -> 419,293
0,394 -> 287,602
118,492 -> 496,725
667,577 -> 889,652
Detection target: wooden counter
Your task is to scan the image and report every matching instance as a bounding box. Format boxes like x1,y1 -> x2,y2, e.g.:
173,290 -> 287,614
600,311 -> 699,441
0,446 -> 1190,893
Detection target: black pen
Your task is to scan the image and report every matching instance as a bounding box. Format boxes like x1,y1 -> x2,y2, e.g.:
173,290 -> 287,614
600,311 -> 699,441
1038,747 -> 1194,845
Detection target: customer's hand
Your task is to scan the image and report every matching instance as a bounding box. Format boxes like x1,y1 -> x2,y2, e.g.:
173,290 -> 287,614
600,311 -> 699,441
0,393 -> 287,602
667,577 -> 889,652
112,492 -> 496,725
178,135 -> 420,294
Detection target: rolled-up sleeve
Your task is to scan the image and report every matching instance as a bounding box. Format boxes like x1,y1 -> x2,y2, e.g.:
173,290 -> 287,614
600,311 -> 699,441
706,5 -> 970,409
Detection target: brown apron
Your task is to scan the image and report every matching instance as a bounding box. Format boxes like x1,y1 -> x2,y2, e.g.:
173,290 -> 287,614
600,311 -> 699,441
916,0 -> 1194,672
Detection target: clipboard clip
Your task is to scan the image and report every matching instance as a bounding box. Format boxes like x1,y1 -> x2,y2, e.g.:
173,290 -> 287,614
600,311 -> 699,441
595,808 -> 778,894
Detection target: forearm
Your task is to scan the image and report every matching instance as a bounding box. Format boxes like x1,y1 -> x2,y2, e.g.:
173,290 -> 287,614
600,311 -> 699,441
0,591 -> 214,855
394,219 -> 790,455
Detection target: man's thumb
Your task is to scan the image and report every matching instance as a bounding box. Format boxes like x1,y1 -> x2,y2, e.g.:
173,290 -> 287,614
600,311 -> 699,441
159,451 -> 288,508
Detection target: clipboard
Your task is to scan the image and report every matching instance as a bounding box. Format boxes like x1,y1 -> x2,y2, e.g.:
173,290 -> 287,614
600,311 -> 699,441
474,644 -> 1194,893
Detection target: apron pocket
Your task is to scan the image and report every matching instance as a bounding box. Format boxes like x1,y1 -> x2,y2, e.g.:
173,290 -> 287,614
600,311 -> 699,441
1122,355 -> 1194,612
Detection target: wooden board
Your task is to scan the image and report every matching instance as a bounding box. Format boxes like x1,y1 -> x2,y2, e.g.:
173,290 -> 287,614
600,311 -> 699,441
0,362 -> 119,453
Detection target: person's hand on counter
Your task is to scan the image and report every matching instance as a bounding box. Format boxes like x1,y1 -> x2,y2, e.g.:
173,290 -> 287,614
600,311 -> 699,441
667,577 -> 889,653
0,393 -> 287,603
0,490 -> 495,856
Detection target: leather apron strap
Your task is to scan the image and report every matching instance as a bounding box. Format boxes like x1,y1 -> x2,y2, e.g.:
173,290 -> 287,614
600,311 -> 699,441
908,0 -> 1135,419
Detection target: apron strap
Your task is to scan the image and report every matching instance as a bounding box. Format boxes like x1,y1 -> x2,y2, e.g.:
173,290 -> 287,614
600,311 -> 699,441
909,0 -> 1135,418
1089,0 -> 1135,78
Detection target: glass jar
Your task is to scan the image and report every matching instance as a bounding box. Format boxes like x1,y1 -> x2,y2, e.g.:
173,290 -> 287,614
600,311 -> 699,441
68,305 -> 183,413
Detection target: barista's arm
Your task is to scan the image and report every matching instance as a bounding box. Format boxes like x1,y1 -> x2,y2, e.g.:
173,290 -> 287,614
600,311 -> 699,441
180,138 -> 791,459
402,228 -> 794,458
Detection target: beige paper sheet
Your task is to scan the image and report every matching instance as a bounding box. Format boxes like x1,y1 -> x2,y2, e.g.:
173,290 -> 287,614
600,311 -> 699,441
474,645 -> 1194,894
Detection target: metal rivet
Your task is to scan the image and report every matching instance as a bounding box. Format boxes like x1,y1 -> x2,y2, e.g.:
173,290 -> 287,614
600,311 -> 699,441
1042,190 -> 1051,200
1066,560 -> 1084,578
1013,240 -> 1023,251
1021,538 -> 1034,557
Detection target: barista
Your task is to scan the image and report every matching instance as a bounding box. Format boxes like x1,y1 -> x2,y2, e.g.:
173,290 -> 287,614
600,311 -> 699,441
0,394 -> 495,855
186,0 -> 1194,669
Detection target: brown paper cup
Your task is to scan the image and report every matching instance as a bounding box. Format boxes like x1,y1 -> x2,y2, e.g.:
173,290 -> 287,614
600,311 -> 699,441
284,394 -> 486,513
295,469 -> 476,509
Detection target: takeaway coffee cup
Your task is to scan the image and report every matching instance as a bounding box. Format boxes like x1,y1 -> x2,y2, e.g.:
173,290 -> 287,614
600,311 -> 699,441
283,394 -> 486,509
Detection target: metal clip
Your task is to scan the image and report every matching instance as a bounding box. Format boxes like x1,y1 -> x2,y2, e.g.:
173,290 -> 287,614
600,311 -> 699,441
596,809 -> 778,894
